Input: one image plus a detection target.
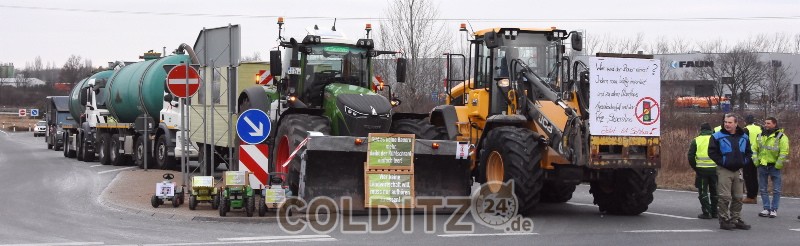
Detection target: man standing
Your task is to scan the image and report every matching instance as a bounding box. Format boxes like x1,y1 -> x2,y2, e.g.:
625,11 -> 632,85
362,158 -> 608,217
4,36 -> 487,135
753,117 -> 789,218
742,115 -> 762,204
708,114 -> 752,230
688,123 -> 717,219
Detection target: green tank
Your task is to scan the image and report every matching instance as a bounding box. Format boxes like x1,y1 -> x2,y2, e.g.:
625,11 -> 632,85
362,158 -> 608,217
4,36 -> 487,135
106,55 -> 189,123
68,70 -> 114,122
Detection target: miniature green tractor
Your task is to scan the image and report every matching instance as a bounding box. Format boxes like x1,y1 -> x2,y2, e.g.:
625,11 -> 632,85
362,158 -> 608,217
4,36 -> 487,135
151,173 -> 184,208
219,171 -> 255,217
188,176 -> 219,210
258,172 -> 291,217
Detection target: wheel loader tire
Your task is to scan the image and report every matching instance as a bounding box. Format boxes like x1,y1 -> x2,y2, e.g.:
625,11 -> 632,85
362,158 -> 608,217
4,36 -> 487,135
479,126 -> 544,215
540,181 -> 577,203
189,195 -> 197,210
156,134 -> 177,170
389,118 -> 448,140
273,114 -> 331,196
590,168 -> 657,215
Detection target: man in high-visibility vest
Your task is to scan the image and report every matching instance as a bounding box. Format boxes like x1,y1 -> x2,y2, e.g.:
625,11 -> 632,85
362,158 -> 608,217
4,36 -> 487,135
688,122 -> 718,219
753,117 -> 789,218
742,115 -> 762,204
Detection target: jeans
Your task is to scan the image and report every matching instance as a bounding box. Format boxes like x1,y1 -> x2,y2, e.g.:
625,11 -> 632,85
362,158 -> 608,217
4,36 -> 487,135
758,166 -> 782,211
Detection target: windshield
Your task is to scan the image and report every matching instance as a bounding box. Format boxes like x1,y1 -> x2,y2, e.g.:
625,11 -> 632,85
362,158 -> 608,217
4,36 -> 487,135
494,32 -> 559,81
303,45 -> 369,87
37,121 -> 46,126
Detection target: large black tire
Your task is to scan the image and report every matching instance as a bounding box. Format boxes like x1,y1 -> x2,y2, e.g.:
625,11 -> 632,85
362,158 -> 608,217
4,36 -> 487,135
273,114 -> 331,196
389,118 -> 448,140
135,136 -> 155,169
246,196 -> 255,217
189,195 -> 197,210
47,142 -> 53,149
98,133 -> 111,165
151,195 -> 160,208
479,126 -> 544,215
65,132 -> 76,158
76,133 -> 85,161
62,132 -> 69,158
590,168 -> 657,215
82,135 -> 95,162
219,198 -> 228,217
258,194 -> 267,217
110,134 -> 127,166
212,195 -> 219,209
172,195 -> 180,208
540,181 -> 577,203
156,134 -> 178,170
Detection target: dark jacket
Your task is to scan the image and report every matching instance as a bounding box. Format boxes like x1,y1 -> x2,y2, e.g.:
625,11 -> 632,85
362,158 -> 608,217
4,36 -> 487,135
708,126 -> 753,171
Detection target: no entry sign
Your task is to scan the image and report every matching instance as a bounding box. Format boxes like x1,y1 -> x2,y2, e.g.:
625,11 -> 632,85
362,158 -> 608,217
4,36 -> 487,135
167,64 -> 200,98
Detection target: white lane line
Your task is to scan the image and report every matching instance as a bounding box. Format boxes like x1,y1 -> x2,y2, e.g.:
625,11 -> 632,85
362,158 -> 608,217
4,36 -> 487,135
217,235 -> 331,241
90,165 -> 103,167
438,232 -> 538,237
142,238 -> 336,246
790,229 -> 800,231
97,166 -> 136,174
625,229 -> 714,233
566,202 -> 697,220
0,242 -> 105,246
0,130 -> 8,136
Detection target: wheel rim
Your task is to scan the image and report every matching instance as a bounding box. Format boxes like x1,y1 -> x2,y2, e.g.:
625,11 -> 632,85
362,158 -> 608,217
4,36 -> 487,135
486,151 -> 505,193
275,135 -> 290,174
111,138 -> 117,160
158,141 -> 166,161
99,139 -> 105,160
136,140 -> 143,161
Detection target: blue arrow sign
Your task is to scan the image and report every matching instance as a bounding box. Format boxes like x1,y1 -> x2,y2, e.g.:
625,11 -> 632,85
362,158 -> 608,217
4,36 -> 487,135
237,109 -> 271,144
30,109 -> 39,117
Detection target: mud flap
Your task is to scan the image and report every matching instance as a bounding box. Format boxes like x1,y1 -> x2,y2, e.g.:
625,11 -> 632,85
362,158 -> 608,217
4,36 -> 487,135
299,135 -> 472,212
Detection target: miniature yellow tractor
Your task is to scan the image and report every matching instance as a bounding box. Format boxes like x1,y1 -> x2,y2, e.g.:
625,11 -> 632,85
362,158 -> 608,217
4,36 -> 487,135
188,176 -> 219,210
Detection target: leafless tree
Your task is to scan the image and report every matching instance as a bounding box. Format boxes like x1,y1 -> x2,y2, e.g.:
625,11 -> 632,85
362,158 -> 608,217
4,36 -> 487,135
695,45 -> 768,112
240,52 -> 262,62
59,55 -> 94,87
376,0 -> 452,113
757,60 -> 794,117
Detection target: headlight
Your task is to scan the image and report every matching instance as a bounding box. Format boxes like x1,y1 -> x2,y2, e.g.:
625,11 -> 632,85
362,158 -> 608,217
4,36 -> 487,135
344,105 -> 370,117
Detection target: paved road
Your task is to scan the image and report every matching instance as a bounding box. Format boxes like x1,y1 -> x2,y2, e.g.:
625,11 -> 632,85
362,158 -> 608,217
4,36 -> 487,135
3,130 -> 800,245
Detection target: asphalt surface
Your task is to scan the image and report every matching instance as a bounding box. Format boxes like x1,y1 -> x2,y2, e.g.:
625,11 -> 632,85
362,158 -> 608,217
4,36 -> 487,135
3,130 -> 800,245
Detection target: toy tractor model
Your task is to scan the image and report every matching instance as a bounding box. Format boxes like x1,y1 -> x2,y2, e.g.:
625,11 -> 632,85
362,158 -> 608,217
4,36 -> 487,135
258,173 -> 291,217
219,171 -> 255,217
151,173 -> 184,208
188,176 -> 219,210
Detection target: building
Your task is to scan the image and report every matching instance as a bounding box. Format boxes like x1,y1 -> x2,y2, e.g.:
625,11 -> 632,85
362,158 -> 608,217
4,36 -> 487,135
0,77 -> 47,87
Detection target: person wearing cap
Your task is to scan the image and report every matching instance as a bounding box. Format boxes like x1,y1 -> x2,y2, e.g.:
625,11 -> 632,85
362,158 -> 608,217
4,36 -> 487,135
742,115 -> 762,204
753,117 -> 789,218
688,122 -> 718,219
709,113 -> 752,230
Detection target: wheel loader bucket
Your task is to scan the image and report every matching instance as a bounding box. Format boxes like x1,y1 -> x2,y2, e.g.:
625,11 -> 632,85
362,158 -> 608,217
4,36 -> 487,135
298,135 -> 472,212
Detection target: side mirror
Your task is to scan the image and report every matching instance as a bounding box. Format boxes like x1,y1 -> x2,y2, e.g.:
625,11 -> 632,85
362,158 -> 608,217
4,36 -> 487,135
396,58 -> 407,83
270,50 -> 282,77
570,32 -> 583,51
164,93 -> 173,102
484,31 -> 501,49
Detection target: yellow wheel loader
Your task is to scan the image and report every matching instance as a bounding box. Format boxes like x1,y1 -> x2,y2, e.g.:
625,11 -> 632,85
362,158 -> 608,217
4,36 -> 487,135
436,27 -> 659,215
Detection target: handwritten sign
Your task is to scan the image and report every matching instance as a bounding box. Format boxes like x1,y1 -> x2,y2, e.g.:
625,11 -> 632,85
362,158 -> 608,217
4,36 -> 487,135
366,133 -> 415,170
589,57 -> 661,137
192,176 -> 214,188
365,173 -> 414,208
224,171 -> 248,186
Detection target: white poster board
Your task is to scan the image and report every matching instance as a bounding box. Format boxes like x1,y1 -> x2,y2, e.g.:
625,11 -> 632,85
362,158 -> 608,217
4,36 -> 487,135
155,182 -> 175,197
589,57 -> 661,136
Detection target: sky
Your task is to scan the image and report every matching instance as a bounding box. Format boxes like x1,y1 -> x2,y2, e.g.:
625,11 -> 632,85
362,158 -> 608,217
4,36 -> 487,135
1,0 -> 798,69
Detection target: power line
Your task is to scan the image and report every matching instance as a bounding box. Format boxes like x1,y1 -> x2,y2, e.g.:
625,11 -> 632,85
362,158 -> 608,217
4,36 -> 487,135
1,4 -> 799,23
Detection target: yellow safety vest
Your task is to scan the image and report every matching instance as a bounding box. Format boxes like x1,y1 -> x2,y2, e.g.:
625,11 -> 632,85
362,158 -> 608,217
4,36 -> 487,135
694,135 -> 716,168
745,124 -> 761,152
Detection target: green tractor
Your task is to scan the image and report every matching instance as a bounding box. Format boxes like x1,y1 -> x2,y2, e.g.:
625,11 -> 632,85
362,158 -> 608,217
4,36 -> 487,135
218,171 -> 255,217
237,20 -> 471,211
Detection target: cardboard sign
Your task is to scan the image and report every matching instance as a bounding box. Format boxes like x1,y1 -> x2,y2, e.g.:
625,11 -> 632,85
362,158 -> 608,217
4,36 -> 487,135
155,182 -> 175,197
589,57 -> 661,137
192,176 -> 214,188
224,171 -> 248,186
366,133 -> 415,170
365,173 -> 414,208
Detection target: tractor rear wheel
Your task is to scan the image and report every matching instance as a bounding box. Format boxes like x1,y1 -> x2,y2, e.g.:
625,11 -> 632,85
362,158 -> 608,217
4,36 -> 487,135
590,168 -> 657,215
151,195 -> 160,208
273,114 -> 331,196
219,198 -> 228,217
389,118 -> 448,140
479,126 -> 544,215
258,194 -> 267,217
189,195 -> 197,210
540,181 -> 577,203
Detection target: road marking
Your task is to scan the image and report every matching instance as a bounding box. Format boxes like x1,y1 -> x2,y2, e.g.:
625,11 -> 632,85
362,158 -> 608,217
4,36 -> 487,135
625,229 -> 714,233
0,242 -> 104,246
0,130 -> 8,136
90,165 -> 103,167
437,232 -> 538,237
217,235 -> 331,241
790,229 -> 800,231
97,166 -> 136,174
566,202 -> 697,220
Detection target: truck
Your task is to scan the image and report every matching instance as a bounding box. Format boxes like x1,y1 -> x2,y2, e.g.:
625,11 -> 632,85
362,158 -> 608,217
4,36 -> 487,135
440,27 -> 659,215
65,48 -> 199,168
236,19 -> 472,211
44,96 -> 71,150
